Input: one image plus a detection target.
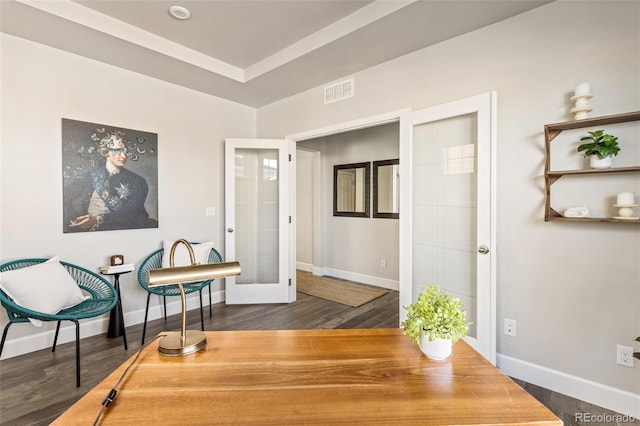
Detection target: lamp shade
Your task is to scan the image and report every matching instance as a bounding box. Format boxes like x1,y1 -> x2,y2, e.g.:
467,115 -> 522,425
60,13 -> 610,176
148,261 -> 241,287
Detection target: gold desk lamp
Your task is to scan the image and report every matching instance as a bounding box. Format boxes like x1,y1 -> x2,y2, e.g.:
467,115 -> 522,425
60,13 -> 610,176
148,239 -> 241,356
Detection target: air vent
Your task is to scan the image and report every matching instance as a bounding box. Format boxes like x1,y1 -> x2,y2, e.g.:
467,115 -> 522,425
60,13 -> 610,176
324,78 -> 354,104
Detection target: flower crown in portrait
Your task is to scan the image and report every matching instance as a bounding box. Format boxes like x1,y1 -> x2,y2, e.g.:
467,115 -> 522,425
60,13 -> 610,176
90,128 -> 152,161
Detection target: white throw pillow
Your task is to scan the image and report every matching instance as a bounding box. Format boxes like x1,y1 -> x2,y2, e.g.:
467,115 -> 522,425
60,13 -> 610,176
0,256 -> 89,326
161,241 -> 215,267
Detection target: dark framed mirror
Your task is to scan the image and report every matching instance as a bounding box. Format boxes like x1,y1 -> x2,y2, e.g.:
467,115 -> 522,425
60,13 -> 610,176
373,159 -> 399,219
333,162 -> 370,217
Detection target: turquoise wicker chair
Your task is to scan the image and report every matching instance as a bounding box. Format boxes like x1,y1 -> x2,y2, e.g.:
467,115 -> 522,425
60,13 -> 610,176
0,258 -> 124,387
137,244 -> 223,344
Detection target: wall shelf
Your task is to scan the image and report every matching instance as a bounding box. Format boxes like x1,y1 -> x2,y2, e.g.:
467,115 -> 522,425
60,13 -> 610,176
544,111 -> 640,223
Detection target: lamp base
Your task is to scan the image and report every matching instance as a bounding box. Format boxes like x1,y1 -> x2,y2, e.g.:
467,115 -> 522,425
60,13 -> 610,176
158,330 -> 207,356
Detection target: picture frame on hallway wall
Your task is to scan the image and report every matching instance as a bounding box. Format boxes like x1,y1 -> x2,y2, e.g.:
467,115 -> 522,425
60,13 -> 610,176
61,118 -> 159,233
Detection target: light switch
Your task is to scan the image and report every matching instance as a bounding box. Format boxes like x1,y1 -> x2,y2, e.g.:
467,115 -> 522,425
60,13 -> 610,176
205,206 -> 216,217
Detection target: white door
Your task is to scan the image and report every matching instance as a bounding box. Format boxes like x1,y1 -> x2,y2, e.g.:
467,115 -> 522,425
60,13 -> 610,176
337,170 -> 356,211
224,138 -> 296,304
399,92 -> 496,363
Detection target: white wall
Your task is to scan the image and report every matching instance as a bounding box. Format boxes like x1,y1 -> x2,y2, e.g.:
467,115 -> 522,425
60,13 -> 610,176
258,1 -> 640,416
297,123 -> 400,289
0,34 -> 256,357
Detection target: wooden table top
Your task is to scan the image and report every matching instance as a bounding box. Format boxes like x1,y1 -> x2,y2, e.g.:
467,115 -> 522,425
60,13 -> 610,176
53,329 -> 561,425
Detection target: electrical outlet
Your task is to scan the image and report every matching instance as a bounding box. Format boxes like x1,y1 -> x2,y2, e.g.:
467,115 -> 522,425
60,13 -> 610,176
617,345 -> 634,367
380,259 -> 387,269
504,318 -> 516,337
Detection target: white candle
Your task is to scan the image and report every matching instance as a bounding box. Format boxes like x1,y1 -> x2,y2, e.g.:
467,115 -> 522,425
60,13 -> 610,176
574,82 -> 591,96
617,192 -> 635,205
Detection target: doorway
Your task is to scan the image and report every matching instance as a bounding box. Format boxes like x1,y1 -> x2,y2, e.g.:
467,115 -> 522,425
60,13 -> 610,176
295,122 -> 400,292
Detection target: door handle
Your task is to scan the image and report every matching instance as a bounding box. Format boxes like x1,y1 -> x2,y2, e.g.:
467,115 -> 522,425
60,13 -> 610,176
478,245 -> 490,254
227,227 -> 234,233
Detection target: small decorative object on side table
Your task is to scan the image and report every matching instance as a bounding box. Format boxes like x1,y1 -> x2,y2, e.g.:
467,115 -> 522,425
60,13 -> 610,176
614,192 -> 638,220
100,262 -> 134,350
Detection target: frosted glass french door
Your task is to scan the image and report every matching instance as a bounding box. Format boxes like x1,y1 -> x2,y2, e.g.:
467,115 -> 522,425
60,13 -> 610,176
399,93 -> 496,363
224,139 -> 295,304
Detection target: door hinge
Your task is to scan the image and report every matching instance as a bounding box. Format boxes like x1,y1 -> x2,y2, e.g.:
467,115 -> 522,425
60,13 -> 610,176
288,154 -> 292,162
288,278 -> 292,286
289,216 -> 292,223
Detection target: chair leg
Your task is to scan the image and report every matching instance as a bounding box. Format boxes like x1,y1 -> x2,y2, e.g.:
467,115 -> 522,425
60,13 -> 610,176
52,321 -> 62,352
73,320 -> 80,387
208,285 -> 212,318
142,293 -> 151,345
163,295 -> 167,320
0,322 -> 13,357
199,290 -> 204,331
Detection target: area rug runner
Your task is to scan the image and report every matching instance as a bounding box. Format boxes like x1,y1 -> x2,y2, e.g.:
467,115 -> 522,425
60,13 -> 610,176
296,271 -> 388,307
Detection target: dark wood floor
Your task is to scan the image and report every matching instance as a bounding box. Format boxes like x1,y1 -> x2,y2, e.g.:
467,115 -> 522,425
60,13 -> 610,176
0,289 -> 398,425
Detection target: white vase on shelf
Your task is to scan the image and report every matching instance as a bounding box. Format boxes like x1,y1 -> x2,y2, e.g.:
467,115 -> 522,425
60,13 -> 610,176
590,155 -> 613,169
570,82 -> 593,120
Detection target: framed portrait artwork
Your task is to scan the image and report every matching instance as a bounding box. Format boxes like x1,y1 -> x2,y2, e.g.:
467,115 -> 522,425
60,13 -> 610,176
62,118 -> 159,233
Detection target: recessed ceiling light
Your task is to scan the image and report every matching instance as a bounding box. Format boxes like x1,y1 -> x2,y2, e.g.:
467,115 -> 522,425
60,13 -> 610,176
169,5 -> 191,20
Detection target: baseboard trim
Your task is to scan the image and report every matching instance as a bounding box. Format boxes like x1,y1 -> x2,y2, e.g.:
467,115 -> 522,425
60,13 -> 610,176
295,262 -> 313,272
497,353 -> 640,418
0,290 -> 226,360
311,267 -> 399,291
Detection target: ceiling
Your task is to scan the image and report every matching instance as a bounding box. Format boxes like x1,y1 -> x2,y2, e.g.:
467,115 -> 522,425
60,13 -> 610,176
0,0 -> 551,107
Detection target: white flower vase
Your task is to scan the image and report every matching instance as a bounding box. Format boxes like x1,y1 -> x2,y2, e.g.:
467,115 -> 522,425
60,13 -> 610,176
419,333 -> 452,360
590,155 -> 613,169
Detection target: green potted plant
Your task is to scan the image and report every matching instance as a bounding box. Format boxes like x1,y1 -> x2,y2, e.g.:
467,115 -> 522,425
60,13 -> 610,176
577,129 -> 620,169
401,284 -> 470,360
